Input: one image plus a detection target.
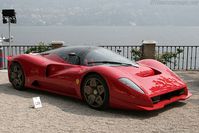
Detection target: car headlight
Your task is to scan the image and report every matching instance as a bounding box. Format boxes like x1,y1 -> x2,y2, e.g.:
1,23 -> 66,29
118,78 -> 145,94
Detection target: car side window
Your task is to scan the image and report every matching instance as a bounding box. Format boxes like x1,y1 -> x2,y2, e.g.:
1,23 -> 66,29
68,56 -> 80,65
58,52 -> 69,61
56,50 -> 80,65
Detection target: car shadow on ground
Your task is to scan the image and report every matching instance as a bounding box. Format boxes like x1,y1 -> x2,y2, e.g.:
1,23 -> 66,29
0,83 -> 187,119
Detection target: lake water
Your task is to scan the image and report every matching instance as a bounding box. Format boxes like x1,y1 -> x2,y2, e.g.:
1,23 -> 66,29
1,26 -> 199,46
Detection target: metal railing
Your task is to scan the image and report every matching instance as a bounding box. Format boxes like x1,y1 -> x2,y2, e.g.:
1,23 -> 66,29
156,46 -> 199,70
0,45 -> 37,69
0,45 -> 199,70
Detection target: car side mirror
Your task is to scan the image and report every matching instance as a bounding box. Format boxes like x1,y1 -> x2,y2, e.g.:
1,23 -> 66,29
68,53 -> 80,65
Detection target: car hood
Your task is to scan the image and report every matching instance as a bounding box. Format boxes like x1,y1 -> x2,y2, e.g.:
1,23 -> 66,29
108,65 -> 186,97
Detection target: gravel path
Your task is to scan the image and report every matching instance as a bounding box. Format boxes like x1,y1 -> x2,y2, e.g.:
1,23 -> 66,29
0,71 -> 199,133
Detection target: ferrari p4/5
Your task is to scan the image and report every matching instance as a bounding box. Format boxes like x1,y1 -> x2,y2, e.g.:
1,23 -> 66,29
8,46 -> 191,110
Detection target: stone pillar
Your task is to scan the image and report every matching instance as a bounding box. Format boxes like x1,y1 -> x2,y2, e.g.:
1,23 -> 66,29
141,40 -> 156,59
51,41 -> 64,49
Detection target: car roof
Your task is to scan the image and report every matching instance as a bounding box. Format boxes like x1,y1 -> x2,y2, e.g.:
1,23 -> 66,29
42,46 -> 100,54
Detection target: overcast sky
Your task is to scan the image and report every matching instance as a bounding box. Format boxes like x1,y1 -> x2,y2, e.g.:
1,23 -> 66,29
0,0 -> 199,26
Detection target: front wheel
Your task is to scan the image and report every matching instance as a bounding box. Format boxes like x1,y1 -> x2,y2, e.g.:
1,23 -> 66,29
82,74 -> 109,110
9,62 -> 25,90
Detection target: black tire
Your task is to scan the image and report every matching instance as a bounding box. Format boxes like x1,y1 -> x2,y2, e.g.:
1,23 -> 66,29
9,62 -> 26,90
81,74 -> 109,110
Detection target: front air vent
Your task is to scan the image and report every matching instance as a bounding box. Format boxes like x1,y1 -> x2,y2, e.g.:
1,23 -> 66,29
151,88 -> 185,104
152,68 -> 161,75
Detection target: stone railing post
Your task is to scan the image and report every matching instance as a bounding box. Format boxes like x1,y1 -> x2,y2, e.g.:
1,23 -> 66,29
141,40 -> 156,59
51,41 -> 64,49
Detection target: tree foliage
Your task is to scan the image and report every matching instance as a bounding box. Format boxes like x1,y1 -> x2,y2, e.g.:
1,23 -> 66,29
131,48 -> 183,65
25,42 -> 52,54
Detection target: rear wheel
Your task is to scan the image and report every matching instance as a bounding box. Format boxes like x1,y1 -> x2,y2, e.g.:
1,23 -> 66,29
9,62 -> 25,90
82,74 -> 109,110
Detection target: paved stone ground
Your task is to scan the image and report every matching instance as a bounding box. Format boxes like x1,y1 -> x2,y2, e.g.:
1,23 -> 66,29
0,70 -> 199,133
176,71 -> 199,105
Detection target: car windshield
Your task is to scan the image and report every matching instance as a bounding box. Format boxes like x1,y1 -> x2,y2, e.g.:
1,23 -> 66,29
41,46 -> 137,66
83,47 -> 136,66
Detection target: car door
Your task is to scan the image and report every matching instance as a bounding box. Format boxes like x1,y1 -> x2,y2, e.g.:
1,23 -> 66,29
44,63 -> 82,97
40,51 -> 84,97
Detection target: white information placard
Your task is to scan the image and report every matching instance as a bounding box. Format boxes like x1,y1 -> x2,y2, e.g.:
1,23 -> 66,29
33,97 -> 42,109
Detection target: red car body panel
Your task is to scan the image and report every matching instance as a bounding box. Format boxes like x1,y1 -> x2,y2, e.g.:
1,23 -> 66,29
8,52 -> 192,111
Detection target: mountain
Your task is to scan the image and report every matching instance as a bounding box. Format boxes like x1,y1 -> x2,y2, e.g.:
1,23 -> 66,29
0,0 -> 199,26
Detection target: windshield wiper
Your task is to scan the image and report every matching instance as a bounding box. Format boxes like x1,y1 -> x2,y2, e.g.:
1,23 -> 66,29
87,61 -> 133,66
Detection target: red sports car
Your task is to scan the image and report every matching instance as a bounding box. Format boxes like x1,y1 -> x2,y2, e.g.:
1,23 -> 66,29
8,46 -> 191,110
